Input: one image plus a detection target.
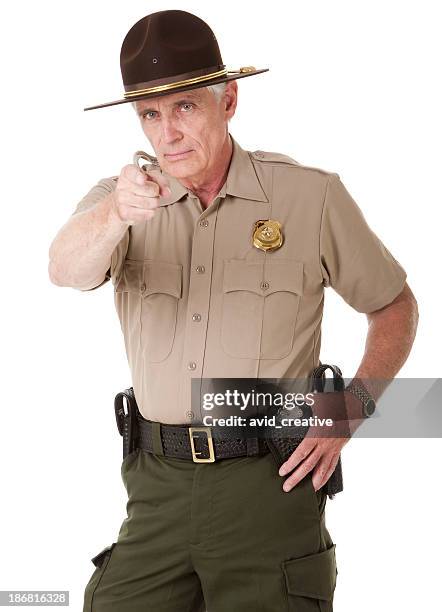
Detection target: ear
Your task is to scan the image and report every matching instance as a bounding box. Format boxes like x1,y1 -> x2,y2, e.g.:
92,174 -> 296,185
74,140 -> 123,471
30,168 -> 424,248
224,81 -> 238,120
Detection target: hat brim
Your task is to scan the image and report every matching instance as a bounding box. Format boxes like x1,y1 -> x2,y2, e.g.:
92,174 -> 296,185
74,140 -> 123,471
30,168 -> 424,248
83,68 -> 269,111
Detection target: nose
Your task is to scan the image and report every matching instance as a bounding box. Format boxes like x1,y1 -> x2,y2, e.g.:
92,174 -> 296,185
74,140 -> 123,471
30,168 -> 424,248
160,115 -> 183,145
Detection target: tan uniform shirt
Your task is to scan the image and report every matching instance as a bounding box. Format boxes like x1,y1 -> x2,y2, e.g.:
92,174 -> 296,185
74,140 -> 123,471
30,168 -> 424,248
72,134 -> 407,423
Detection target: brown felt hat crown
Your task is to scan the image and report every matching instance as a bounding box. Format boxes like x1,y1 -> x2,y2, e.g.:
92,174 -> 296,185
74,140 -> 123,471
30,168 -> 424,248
83,9 -> 269,111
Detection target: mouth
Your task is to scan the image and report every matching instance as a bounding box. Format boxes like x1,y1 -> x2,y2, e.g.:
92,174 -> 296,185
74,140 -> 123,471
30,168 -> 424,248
163,149 -> 193,160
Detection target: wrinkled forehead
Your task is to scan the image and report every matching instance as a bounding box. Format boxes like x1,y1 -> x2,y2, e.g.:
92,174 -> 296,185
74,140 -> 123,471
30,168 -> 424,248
133,87 -> 208,113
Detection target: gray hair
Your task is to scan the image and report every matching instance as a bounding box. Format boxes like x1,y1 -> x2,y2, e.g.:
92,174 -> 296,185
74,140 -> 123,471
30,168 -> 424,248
206,81 -> 227,102
131,82 -> 227,112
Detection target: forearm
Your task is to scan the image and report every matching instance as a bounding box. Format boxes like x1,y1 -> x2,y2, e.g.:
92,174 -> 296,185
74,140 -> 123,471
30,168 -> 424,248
350,284 -> 419,402
48,194 -> 128,289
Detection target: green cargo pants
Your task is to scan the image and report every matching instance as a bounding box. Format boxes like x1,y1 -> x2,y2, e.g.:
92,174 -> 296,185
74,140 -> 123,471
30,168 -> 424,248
83,446 -> 337,611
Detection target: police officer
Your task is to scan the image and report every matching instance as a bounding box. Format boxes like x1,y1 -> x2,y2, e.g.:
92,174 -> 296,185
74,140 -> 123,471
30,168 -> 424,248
48,9 -> 419,612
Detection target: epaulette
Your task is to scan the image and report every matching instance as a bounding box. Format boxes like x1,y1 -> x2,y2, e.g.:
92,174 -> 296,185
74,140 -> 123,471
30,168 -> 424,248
250,149 -> 336,177
250,150 -> 300,165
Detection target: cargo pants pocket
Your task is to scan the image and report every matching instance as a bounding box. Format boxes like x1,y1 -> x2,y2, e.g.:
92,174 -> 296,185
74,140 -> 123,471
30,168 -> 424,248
282,544 -> 337,611
83,542 -> 117,612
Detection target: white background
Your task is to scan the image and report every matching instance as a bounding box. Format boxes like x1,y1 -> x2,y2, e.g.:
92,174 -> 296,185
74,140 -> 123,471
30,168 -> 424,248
1,1 -> 440,610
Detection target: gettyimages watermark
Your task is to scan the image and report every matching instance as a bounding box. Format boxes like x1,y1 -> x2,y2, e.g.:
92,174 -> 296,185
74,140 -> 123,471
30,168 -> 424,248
188,378 -> 442,438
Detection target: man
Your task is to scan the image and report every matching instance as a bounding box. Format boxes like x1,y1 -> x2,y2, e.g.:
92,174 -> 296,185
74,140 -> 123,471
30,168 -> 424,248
48,9 -> 418,612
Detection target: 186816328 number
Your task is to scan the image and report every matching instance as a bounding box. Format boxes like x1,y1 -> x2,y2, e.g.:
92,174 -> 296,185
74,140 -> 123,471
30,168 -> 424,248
4,591 -> 68,605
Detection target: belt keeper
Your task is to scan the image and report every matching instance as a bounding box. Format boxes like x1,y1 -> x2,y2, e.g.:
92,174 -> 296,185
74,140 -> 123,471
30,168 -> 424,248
151,422 -> 165,456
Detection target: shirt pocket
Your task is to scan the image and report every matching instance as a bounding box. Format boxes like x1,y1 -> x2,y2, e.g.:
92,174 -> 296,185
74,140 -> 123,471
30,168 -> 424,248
220,259 -> 304,359
115,259 -> 182,363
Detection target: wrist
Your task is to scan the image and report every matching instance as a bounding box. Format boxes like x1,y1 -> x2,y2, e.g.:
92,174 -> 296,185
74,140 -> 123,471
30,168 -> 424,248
106,192 -> 131,230
345,379 -> 376,418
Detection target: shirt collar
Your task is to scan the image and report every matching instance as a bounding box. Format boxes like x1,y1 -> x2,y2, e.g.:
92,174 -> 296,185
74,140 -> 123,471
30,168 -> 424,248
221,134 -> 268,202
158,133 -> 268,206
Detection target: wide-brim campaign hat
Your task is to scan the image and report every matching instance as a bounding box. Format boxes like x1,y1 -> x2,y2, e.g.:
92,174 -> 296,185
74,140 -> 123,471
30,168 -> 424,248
84,9 -> 269,111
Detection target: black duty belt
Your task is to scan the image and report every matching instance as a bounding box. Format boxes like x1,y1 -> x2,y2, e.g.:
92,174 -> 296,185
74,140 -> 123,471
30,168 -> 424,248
138,419 -> 270,462
114,387 -> 270,463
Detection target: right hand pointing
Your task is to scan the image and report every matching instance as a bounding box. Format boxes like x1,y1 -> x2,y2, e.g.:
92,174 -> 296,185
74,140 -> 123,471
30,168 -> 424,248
110,163 -> 172,226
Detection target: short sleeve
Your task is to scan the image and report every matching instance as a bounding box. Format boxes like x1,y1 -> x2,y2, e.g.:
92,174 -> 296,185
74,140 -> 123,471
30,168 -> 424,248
72,177 -> 129,291
71,176 -> 117,216
319,173 -> 407,313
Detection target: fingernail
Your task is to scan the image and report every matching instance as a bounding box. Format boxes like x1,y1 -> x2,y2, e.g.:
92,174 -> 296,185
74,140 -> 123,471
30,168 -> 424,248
283,484 -> 290,492
164,187 -> 171,196
279,466 -> 286,476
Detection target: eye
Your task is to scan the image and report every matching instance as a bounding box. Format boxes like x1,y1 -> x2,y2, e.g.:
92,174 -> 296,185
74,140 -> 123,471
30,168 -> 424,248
142,110 -> 158,120
180,103 -> 194,112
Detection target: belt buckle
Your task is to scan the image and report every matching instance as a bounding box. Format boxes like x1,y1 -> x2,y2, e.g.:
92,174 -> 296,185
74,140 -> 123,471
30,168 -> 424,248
188,427 -> 215,463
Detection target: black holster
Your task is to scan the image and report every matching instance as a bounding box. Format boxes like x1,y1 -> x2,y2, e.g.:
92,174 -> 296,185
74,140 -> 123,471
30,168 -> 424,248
265,364 -> 345,499
114,387 -> 140,459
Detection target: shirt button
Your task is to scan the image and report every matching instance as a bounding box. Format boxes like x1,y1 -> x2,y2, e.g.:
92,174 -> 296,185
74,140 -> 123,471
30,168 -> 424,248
195,265 -> 205,274
199,219 -> 209,228
260,281 -> 270,290
192,313 -> 202,322
188,361 -> 197,370
140,283 -> 146,292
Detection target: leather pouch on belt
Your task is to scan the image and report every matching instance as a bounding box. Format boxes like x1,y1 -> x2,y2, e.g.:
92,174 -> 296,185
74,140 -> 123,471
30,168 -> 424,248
265,364 -> 345,498
114,387 -> 140,459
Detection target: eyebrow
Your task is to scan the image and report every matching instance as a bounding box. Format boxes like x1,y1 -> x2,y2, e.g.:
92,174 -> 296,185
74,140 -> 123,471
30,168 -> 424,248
137,95 -> 201,116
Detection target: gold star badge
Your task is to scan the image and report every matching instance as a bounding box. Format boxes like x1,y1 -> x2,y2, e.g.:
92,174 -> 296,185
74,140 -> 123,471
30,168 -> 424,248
252,219 -> 283,252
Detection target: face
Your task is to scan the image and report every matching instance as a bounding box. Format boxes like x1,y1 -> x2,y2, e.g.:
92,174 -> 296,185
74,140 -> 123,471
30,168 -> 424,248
133,82 -> 237,182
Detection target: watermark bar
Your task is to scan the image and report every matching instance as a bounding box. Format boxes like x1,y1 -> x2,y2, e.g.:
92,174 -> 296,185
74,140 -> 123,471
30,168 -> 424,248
189,377 -> 442,438
0,592 -> 69,606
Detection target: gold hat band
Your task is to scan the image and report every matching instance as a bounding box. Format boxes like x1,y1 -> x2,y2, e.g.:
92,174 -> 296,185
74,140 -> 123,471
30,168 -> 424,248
124,68 -> 228,98
123,66 -> 256,99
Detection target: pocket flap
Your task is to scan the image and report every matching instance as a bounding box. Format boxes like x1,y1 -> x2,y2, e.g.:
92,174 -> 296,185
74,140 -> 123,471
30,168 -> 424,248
282,544 -> 337,601
115,259 -> 144,293
115,259 -> 182,299
144,261 -> 182,299
223,260 -> 303,296
91,542 -> 116,568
